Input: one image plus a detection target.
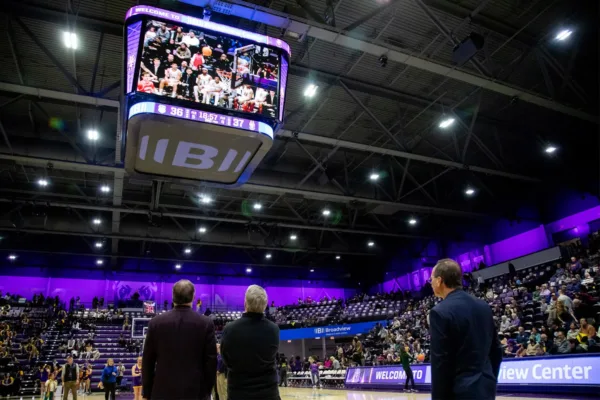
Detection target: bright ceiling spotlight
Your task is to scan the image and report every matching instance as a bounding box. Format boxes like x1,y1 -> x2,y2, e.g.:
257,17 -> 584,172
369,173 -> 380,181
63,32 -> 78,49
95,241 -> 103,248
545,145 -> 557,154
253,202 -> 262,210
367,241 -> 375,247
322,209 -> 331,217
304,83 -> 318,97
184,248 -> 192,254
87,130 -> 99,141
198,226 -> 207,234
92,218 -> 102,225
465,188 -> 476,196
199,194 -> 213,204
555,29 -> 573,41
310,269 -> 315,272
100,185 -> 111,193
290,234 -> 298,241
335,255 -> 341,260
265,253 -> 272,259
408,218 -> 418,226
175,264 -> 182,270
8,254 -> 17,261
96,259 -> 104,265
37,179 -> 49,187
246,267 -> 252,273
438,117 -> 455,129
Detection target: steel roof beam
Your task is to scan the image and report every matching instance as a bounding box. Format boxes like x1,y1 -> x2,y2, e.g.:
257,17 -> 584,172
178,0 -> 596,122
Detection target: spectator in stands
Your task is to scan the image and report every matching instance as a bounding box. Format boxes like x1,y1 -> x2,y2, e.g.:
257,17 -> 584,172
553,331 -> 570,354
510,313 -> 520,330
118,333 -> 126,348
525,337 -> 541,357
499,315 -> 511,334
351,336 -> 364,366
330,356 -> 341,369
196,299 -> 202,313
567,322 -> 579,340
530,327 -> 541,343
122,315 -> 130,332
116,361 -> 125,387
61,355 -> 79,400
515,326 -> 529,345
539,334 -> 551,355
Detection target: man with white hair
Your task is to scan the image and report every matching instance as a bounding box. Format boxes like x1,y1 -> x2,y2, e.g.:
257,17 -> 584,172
221,285 -> 280,400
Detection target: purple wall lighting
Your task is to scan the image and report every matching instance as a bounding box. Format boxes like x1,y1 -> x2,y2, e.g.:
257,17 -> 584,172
545,205 -> 600,236
486,225 -> 549,265
0,275 -> 350,308
126,21 -> 142,94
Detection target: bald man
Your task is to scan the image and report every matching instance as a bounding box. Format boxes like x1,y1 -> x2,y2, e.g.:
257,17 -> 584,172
429,259 -> 502,400
142,280 -> 217,400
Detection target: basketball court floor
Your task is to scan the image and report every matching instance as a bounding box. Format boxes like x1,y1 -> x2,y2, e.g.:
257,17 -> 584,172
34,387 -> 584,399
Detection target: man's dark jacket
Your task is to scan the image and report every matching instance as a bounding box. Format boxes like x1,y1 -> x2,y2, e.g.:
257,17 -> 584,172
142,305 -> 217,400
429,289 -> 502,400
221,312 -> 280,400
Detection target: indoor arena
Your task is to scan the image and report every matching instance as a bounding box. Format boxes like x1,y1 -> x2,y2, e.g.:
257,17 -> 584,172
0,0 -> 598,400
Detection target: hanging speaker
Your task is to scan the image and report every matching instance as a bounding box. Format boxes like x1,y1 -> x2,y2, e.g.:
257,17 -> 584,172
452,32 -> 485,66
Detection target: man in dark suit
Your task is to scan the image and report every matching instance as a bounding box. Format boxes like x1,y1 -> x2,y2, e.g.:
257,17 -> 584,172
142,280 -> 217,400
429,259 -> 502,400
221,285 -> 280,400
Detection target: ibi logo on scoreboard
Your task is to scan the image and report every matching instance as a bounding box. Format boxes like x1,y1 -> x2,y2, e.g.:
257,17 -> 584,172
126,102 -> 274,184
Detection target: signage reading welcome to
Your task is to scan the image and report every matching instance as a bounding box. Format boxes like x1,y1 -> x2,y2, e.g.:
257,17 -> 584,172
280,321 -> 385,341
345,355 -> 600,389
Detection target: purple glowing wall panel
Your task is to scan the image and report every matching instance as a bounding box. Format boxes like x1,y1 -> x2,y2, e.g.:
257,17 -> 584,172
48,278 -> 106,303
300,287 -> 347,302
487,225 -> 549,265
0,276 -> 48,298
112,280 -> 159,303
545,205 -> 600,235
126,21 -> 142,94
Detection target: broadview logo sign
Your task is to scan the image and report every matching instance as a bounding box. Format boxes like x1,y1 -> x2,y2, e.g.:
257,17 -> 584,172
125,102 -> 273,184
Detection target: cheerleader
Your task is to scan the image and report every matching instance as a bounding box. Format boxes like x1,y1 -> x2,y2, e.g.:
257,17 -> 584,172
132,356 -> 143,400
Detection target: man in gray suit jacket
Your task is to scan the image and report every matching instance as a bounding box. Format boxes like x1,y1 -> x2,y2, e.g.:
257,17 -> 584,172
429,259 -> 503,400
142,280 -> 217,400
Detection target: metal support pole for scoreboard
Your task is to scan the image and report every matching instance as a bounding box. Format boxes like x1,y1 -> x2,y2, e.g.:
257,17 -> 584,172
301,339 -> 306,359
322,336 -> 326,362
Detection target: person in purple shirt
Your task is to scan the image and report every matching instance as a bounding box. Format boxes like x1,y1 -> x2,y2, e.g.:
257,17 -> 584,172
308,357 -> 322,389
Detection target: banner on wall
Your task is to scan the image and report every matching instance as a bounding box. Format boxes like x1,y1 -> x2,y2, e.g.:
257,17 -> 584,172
345,355 -> 600,387
112,281 -> 158,303
280,320 -> 385,341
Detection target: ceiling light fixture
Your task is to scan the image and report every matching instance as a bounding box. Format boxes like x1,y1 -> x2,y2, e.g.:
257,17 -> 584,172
253,202 -> 262,210
322,209 -> 331,217
95,241 -> 103,248
304,83 -> 318,97
87,130 -> 99,141
265,253 -> 272,259
92,218 -> 102,225
555,29 -> 573,41
545,145 -> 557,154
96,259 -> 104,265
310,269 -> 315,272
198,226 -> 207,234
290,234 -> 297,241
367,241 -> 375,247
100,185 -> 111,193
246,267 -> 252,273
408,218 -> 418,226
438,117 -> 455,129
335,255 -> 341,260
184,248 -> 192,254
175,264 -> 182,270
465,188 -> 476,196
369,173 -> 380,181
37,179 -> 49,187
63,32 -> 78,49
8,254 -> 17,261
199,194 -> 213,204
